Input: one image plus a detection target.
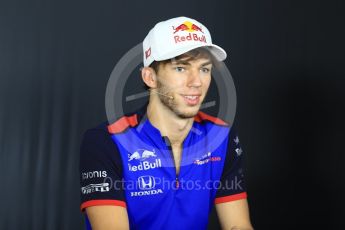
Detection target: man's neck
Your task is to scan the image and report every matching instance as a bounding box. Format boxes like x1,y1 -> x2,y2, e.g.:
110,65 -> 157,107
146,98 -> 194,147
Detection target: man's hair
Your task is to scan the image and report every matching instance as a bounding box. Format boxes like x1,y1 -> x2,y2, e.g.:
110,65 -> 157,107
149,47 -> 214,74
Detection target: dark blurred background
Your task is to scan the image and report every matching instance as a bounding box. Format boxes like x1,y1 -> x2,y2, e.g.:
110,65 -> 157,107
1,0 -> 344,229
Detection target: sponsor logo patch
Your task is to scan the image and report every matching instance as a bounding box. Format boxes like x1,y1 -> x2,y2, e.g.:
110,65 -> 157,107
194,152 -> 221,165
81,171 -> 107,180
81,183 -> 110,194
128,149 -> 162,172
130,175 -> 163,197
145,47 -> 151,59
172,21 -> 207,44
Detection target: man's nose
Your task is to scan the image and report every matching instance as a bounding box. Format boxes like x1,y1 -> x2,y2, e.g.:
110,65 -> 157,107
187,69 -> 202,88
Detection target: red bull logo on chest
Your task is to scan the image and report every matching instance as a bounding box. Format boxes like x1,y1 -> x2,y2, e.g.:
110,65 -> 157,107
128,149 -> 162,172
172,21 -> 207,44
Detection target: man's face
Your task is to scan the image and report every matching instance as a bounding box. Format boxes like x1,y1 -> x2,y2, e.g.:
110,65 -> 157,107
154,56 -> 212,119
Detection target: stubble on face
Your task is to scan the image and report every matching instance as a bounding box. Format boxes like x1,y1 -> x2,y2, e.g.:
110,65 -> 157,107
156,79 -> 201,119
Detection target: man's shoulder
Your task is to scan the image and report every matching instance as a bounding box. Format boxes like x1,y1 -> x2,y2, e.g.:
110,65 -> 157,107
107,113 -> 140,134
107,105 -> 147,134
84,108 -> 144,136
194,111 -> 230,127
81,121 -> 113,150
81,121 -> 123,162
83,121 -> 110,137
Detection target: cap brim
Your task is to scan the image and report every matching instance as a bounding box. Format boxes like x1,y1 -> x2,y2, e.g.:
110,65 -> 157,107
156,43 -> 227,62
206,44 -> 227,62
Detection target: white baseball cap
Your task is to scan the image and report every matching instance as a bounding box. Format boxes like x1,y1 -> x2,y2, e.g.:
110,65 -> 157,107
143,16 -> 227,67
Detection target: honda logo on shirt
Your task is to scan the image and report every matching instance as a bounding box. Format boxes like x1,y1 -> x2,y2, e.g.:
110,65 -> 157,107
138,175 -> 156,190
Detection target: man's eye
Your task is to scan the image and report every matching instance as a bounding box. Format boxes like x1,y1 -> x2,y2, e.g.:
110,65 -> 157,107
175,67 -> 185,72
200,67 -> 210,73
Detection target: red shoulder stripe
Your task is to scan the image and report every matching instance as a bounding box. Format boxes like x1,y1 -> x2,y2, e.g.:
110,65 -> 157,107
107,114 -> 138,134
214,192 -> 247,204
194,111 -> 228,126
80,199 -> 126,212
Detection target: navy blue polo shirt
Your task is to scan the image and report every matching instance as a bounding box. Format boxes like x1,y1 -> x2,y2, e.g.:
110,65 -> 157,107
80,106 -> 247,230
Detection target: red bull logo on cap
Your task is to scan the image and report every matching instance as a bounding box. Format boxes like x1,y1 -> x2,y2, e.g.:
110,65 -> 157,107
172,21 -> 204,33
172,21 -> 207,44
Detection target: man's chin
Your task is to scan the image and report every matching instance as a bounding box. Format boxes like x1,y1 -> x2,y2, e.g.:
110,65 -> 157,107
174,107 -> 200,119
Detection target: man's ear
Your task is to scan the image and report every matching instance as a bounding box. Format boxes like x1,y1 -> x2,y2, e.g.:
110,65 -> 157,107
141,67 -> 157,89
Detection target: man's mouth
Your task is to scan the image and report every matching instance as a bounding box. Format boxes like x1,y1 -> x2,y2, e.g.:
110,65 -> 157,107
184,95 -> 199,100
182,94 -> 201,105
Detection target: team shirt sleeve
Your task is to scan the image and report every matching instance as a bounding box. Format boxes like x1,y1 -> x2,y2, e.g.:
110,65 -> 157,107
215,126 -> 248,204
79,125 -> 126,211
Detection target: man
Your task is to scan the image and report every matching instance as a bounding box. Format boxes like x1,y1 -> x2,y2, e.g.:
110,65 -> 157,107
80,16 -> 253,230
